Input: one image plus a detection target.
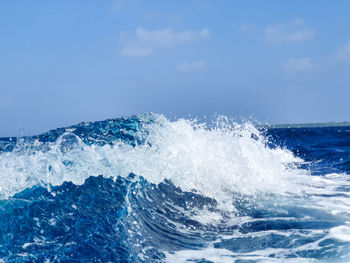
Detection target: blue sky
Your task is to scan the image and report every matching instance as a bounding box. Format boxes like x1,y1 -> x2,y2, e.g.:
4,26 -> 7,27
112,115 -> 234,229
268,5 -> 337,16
1,1 -> 350,136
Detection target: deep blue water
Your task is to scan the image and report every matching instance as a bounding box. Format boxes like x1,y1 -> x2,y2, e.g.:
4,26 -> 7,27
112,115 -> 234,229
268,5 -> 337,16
1,114 -> 350,262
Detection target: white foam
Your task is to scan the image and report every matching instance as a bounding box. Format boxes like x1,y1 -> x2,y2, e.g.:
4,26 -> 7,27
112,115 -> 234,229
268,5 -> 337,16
164,246 -> 319,263
165,247 -> 236,263
0,115 -> 311,203
328,225 -> 350,242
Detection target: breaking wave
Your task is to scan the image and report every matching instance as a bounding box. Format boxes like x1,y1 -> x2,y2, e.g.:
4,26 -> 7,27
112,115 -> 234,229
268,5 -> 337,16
0,113 -> 349,262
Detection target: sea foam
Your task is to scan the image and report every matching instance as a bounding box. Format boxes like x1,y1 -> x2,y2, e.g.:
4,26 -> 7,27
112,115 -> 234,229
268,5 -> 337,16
0,114 -> 308,203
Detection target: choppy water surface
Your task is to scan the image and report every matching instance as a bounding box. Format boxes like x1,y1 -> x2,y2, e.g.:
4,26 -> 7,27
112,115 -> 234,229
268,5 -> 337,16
1,114 -> 350,262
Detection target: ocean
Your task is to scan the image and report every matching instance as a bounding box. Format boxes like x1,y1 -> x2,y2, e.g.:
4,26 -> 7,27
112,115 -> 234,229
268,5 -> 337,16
0,113 -> 350,262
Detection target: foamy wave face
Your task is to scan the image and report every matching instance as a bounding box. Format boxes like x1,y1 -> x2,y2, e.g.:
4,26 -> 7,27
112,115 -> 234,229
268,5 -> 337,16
0,115 -> 310,201
0,115 -> 309,202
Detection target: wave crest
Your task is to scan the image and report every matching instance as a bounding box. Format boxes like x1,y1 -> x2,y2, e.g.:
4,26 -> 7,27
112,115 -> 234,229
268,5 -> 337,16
0,114 -> 308,203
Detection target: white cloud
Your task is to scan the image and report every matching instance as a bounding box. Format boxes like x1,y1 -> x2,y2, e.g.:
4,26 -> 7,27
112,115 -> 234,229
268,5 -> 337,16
111,0 -> 126,13
177,61 -> 206,72
337,40 -> 350,60
284,58 -> 313,72
238,22 -> 256,32
121,47 -> 152,57
120,27 -> 210,57
199,28 -> 211,39
289,18 -> 305,27
135,27 -> 210,47
265,19 -> 314,44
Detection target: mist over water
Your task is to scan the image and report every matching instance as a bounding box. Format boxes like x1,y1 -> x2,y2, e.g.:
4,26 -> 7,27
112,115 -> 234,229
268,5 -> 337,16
0,113 -> 350,262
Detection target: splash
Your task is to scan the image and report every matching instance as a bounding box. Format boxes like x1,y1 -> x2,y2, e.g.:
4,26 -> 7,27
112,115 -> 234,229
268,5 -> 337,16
0,114 -> 308,203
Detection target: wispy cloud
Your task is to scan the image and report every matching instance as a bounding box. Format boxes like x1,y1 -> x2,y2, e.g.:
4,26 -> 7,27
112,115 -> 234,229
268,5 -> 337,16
177,61 -> 206,72
111,0 -> 126,13
135,27 -> 210,47
121,27 -> 210,57
337,40 -> 350,60
284,58 -> 313,72
121,47 -> 152,57
238,22 -> 256,32
265,19 -> 314,44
